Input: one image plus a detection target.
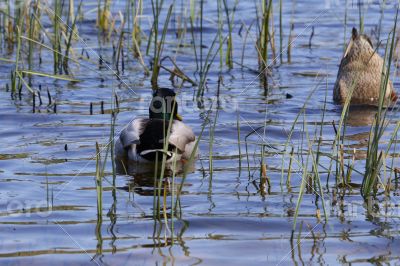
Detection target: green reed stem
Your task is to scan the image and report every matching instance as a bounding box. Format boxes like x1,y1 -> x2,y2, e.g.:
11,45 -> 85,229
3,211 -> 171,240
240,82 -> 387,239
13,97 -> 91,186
209,109 -> 219,178
236,111 -> 242,172
362,8 -> 398,199
150,3 -> 172,89
279,0 -> 283,64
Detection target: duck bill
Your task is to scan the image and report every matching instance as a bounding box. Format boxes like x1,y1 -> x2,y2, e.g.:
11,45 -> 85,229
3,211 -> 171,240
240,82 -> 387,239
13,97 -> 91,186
175,113 -> 183,121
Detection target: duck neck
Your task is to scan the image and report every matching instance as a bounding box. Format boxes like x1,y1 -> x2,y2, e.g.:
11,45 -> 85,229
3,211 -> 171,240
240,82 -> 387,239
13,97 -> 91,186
149,111 -> 173,121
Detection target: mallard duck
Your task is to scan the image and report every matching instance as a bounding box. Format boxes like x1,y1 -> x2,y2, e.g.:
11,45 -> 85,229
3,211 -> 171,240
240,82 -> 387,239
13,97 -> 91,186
333,28 -> 397,105
115,88 -> 196,164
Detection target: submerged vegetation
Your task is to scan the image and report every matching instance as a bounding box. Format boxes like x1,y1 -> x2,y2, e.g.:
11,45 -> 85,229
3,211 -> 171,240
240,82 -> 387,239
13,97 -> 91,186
1,0 -> 400,263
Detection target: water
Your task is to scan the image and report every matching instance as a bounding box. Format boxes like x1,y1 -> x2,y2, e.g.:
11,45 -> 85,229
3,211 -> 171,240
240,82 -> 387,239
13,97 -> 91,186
0,0 -> 399,265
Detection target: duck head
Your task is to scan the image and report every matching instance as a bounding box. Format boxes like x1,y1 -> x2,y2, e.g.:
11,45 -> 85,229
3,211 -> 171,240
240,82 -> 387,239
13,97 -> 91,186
149,88 -> 183,121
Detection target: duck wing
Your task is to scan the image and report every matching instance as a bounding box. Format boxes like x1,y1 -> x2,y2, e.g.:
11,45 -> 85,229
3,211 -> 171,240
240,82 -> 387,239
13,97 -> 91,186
119,118 -> 148,148
134,119 -> 195,153
169,121 -> 196,153
119,119 -> 195,162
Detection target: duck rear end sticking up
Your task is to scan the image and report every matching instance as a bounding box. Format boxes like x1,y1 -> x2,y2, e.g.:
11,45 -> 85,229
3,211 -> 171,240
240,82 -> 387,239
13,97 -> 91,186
333,27 -> 397,106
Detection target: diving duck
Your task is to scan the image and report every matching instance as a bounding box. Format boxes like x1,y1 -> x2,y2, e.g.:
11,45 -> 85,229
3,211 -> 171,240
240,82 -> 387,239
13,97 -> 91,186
333,27 -> 397,105
115,88 -> 196,164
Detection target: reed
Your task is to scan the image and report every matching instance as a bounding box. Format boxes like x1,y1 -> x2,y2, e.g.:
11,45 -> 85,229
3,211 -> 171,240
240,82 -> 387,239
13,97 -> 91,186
174,108 -> 212,215
292,148 -> 310,232
98,0 -> 111,34
236,111 -> 242,172
240,21 -> 255,67
152,92 -> 179,226
358,0 -> 365,34
257,0 -> 273,87
187,4 -> 200,72
197,34 -> 223,98
115,12 -> 126,73
287,0 -> 296,63
314,81 -> 329,175
63,1 -> 82,74
27,10 -> 35,79
200,0 -> 203,75
280,79 -> 322,185
244,128 -> 254,178
170,153 -> 178,241
332,75 -> 359,186
260,145 -> 271,195
209,109 -> 219,178
11,25 -> 21,93
153,153 -> 160,220
286,146 -> 294,188
307,131 -> 327,223
109,96 -> 117,179
279,0 -> 283,63
3,0 -> 12,46
217,0 -> 223,68
362,10 -> 398,199
222,0 -> 238,68
150,3 -> 173,89
189,0 -> 196,23
131,0 -> 143,58
53,0 -> 63,74
343,0 -> 348,52
95,142 -> 103,221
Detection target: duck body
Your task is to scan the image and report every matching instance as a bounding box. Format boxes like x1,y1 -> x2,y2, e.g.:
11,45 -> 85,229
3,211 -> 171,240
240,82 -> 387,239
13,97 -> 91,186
333,28 -> 397,106
115,88 -> 197,165
115,117 -> 196,164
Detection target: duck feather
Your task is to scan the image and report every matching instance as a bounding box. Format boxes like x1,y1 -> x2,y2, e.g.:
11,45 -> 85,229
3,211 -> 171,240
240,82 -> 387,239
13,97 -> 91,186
116,117 -> 196,162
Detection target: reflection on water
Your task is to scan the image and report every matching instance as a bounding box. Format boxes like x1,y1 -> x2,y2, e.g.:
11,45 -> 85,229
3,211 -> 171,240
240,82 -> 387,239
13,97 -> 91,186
0,0 -> 399,265
115,158 -> 195,177
346,106 -> 378,127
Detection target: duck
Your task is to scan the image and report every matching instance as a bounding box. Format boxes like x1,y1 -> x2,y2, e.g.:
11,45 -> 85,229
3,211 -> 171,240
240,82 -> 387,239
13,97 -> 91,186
115,88 -> 196,164
333,27 -> 397,106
